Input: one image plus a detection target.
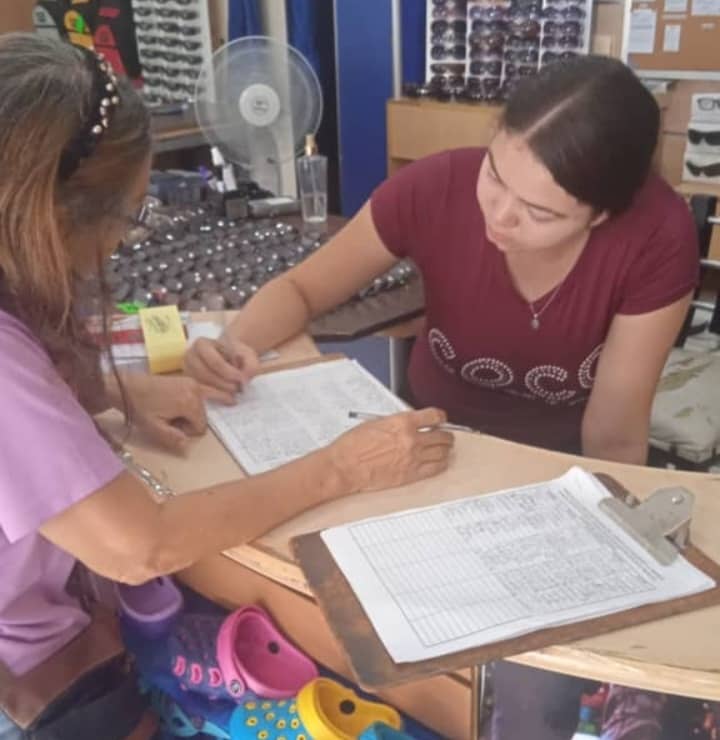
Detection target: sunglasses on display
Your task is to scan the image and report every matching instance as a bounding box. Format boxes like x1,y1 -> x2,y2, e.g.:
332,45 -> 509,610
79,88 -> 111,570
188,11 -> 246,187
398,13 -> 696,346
431,19 -> 467,34
155,8 -> 198,20
542,5 -> 586,19
688,129 -> 720,146
543,20 -> 582,35
469,28 -> 506,45
469,59 -> 503,75
686,160 -> 720,177
145,77 -> 195,94
469,5 -> 508,21
471,19 -> 508,32
697,97 -> 720,111
542,33 -> 581,47
142,50 -> 202,64
506,34 -> 540,48
430,73 -> 466,88
431,0 -> 465,8
431,43 -> 466,59
430,62 -> 466,74
505,47 -> 538,62
509,18 -> 541,38
432,30 -> 466,44
156,22 -> 201,35
138,35 -> 201,51
541,49 -> 578,62
504,62 -> 537,77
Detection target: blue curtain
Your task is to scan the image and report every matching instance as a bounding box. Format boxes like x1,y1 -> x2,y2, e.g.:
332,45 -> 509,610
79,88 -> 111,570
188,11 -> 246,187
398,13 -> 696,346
228,0 -> 262,40
285,0 -> 321,77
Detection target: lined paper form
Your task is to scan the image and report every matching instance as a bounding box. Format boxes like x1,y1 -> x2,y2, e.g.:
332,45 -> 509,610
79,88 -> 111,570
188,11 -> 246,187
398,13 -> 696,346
206,358 -> 407,475
321,468 -> 715,663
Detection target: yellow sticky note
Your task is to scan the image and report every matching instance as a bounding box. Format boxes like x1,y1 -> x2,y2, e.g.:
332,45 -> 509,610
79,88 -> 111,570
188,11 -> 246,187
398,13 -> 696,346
139,306 -> 187,374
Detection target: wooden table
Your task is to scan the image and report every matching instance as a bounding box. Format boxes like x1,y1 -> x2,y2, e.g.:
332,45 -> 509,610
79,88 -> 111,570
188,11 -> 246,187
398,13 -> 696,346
109,332 -> 720,739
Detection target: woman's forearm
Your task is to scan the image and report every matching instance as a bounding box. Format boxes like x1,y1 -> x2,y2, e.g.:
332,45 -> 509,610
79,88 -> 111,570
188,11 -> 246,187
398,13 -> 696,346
222,274 -> 315,354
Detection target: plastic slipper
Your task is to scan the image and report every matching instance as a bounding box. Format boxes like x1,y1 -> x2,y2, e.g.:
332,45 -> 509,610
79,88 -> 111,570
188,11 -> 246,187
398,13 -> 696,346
359,722 -> 416,740
116,576 -> 184,639
170,613 -> 232,700
150,688 -> 232,739
229,678 -> 402,740
217,606 -> 318,699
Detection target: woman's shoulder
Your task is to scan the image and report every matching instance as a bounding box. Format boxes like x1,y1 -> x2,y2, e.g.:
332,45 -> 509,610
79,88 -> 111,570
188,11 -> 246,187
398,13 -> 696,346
0,310 -> 56,385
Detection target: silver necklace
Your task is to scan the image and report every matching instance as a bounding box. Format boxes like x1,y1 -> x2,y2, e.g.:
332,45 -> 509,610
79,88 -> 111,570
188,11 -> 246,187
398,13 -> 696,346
527,281 -> 565,330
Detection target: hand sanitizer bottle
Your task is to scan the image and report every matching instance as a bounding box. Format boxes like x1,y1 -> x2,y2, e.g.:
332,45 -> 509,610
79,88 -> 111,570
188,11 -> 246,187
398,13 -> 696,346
296,133 -> 327,227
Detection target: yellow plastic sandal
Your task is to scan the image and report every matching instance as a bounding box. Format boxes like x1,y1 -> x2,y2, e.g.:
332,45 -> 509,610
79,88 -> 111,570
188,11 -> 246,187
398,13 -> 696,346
296,678 -> 402,740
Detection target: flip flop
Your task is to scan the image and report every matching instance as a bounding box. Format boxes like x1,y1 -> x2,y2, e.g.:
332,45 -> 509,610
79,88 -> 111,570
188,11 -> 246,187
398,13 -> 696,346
216,606 -> 318,699
229,678 -> 403,740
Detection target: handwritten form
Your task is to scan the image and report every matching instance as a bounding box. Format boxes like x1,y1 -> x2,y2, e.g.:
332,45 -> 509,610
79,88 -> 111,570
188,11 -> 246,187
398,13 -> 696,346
322,467 -> 715,663
206,358 -> 407,475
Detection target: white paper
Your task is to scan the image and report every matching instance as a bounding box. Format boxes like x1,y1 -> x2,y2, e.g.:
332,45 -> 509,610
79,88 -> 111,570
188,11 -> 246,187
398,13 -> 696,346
663,23 -> 682,50
692,0 -> 720,14
206,359 -> 407,474
629,9 -> 658,52
187,321 -> 279,361
321,468 -> 715,664
187,321 -> 223,343
665,0 -> 688,12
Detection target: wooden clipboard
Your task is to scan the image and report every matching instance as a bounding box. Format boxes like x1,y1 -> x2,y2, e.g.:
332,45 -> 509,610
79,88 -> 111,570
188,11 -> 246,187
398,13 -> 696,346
291,474 -> 720,690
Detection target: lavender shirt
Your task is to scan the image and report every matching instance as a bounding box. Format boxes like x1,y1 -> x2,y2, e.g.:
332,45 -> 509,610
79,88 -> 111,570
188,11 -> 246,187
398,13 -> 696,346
0,310 -> 124,675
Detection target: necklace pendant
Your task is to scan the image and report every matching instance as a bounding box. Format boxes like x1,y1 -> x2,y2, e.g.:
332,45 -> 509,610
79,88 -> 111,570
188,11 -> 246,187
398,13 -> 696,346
531,316 -> 540,330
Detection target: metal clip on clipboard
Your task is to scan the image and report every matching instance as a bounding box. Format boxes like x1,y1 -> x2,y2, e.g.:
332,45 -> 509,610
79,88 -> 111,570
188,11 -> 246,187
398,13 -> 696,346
599,486 -> 693,566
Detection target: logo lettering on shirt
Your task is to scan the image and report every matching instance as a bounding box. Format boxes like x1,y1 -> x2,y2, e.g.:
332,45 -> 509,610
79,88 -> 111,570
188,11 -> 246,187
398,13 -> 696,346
428,328 -> 457,374
427,327 -> 603,406
460,357 -> 514,388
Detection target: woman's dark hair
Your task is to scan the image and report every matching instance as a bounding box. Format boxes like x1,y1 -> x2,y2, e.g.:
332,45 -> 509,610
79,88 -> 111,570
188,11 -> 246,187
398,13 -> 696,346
0,33 -> 151,408
501,55 -> 660,214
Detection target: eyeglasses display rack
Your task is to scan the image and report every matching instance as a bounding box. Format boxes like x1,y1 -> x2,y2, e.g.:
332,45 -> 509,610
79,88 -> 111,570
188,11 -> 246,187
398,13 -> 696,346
131,0 -> 214,107
411,0 -> 593,103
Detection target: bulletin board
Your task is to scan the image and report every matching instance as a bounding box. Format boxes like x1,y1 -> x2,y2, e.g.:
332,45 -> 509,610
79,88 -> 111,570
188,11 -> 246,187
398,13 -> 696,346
624,0 -> 720,78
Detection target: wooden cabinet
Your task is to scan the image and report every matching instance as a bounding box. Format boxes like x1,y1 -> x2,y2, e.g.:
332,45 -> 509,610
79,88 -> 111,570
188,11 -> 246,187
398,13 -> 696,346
386,98 -> 501,175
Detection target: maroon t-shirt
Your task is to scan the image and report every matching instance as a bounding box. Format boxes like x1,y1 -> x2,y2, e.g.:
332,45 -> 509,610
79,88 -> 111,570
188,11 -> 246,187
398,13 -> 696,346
371,148 -> 698,452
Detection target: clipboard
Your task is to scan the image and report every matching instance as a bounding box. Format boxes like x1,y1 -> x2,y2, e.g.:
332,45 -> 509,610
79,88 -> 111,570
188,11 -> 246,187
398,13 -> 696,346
291,474 -> 720,689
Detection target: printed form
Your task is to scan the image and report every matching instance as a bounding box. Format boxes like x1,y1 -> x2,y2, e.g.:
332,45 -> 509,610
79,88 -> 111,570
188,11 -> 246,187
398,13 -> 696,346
206,358 -> 407,474
321,467 -> 715,663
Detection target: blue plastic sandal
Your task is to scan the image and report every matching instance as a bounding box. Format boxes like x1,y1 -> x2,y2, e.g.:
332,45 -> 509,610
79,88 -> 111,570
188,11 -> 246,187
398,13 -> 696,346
228,678 -> 402,740
150,687 -> 233,739
359,722 -> 416,740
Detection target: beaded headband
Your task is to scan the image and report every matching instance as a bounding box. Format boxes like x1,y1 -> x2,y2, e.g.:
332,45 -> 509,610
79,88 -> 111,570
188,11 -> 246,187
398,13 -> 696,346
57,47 -> 121,181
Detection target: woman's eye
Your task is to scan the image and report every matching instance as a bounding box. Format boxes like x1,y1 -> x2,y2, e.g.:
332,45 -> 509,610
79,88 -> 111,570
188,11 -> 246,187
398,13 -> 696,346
527,207 -> 555,223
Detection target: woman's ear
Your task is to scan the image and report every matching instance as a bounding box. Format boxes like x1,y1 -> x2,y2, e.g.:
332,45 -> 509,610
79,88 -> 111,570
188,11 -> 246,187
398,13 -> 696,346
590,210 -> 609,229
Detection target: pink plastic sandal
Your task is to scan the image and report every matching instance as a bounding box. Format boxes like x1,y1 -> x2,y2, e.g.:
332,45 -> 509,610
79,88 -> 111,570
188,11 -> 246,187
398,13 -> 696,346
217,606 -> 318,699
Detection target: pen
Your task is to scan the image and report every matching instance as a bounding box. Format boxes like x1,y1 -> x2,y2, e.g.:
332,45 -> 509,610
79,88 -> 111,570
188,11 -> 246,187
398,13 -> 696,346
348,410 -> 476,434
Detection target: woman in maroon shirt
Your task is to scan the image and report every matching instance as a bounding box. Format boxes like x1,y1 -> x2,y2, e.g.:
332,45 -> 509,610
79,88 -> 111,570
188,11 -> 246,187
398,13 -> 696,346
187,57 -> 698,739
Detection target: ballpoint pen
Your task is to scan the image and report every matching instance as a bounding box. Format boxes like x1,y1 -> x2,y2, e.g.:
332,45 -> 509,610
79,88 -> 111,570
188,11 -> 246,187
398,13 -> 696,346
348,410 -> 477,434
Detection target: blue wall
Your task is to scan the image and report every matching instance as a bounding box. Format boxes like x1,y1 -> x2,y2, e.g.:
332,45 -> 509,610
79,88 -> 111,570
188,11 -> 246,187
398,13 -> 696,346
334,0 -> 393,216
334,1 -> 426,216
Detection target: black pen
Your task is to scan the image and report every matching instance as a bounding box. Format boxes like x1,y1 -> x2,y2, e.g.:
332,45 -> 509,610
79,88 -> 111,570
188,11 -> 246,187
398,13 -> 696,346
348,410 -> 475,434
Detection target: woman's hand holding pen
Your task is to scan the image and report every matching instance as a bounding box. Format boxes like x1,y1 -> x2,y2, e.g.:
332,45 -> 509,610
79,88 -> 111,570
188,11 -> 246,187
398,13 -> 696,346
183,335 -> 261,400
328,407 -> 455,493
